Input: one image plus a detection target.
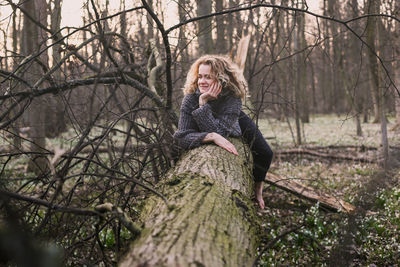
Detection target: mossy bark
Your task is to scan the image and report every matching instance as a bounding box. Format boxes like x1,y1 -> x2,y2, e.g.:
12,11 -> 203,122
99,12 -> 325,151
120,138 -> 260,266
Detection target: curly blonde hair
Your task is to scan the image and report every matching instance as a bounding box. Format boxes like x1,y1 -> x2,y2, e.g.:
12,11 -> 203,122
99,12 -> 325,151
183,55 -> 248,99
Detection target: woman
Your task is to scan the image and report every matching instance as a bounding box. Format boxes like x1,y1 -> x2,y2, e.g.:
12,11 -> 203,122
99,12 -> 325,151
173,55 -> 273,209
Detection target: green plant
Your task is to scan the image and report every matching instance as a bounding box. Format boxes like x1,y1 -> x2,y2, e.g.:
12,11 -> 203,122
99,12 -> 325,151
356,187 -> 400,264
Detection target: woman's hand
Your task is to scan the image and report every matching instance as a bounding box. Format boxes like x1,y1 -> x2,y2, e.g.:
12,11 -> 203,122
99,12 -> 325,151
203,132 -> 238,155
199,81 -> 222,107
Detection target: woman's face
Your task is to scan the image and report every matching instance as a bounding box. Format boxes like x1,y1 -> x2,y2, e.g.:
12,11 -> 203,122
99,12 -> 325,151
197,64 -> 215,94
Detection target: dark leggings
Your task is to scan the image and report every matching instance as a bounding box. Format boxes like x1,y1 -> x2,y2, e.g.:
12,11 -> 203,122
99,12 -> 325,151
239,111 -> 273,182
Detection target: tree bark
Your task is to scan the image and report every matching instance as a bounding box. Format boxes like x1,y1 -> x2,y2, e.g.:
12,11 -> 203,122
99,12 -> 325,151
298,3 -> 309,123
177,0 -> 189,64
46,0 -> 67,138
266,173 -> 355,213
21,0 -> 49,174
10,3 -> 22,150
322,0 -> 333,113
365,0 -> 382,123
196,0 -> 213,55
215,0 -> 225,53
120,139 -> 260,266
227,0 -> 234,50
294,9 -> 302,145
393,1 -> 400,129
350,0 -> 363,136
329,0 -> 344,113
365,0 -> 389,166
146,0 -> 154,40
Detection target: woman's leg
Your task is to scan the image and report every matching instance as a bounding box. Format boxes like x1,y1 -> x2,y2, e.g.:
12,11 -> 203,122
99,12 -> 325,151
239,111 -> 273,182
239,111 -> 273,209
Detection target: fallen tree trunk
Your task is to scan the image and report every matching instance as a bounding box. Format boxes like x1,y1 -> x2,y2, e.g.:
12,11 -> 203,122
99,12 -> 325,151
265,173 -> 355,213
276,148 -> 376,163
120,138 -> 260,266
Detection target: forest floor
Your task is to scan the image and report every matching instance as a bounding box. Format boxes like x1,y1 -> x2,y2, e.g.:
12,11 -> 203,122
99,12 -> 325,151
255,114 -> 400,266
1,114 -> 399,266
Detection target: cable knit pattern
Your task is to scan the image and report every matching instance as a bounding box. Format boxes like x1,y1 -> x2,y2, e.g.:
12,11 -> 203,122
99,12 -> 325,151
173,89 -> 242,150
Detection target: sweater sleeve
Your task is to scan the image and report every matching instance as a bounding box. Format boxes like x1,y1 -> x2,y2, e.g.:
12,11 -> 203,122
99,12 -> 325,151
173,94 -> 209,149
191,95 -> 242,137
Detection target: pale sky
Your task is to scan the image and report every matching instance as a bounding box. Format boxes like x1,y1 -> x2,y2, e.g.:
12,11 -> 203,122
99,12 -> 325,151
0,0 -> 323,28
58,0 -> 322,28
0,0 -> 323,57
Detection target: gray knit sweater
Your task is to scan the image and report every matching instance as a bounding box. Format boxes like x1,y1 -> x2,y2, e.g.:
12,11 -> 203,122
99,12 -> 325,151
173,89 -> 242,149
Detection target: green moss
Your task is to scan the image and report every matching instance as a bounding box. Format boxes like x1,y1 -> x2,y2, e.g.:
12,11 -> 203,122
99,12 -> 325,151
167,204 -> 177,211
122,157 -> 260,265
231,189 -> 263,247
166,176 -> 182,186
201,180 -> 214,186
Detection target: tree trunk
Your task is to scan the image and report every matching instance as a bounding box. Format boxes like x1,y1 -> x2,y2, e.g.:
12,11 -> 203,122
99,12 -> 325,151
393,1 -> 400,129
21,0 -> 49,174
10,3 -> 22,150
177,0 -> 189,64
227,0 -> 234,50
266,173 -> 355,213
365,0 -> 389,166
294,10 -> 302,145
275,0 -> 289,121
120,139 -> 260,266
298,3 -> 309,123
45,0 -> 67,138
196,0 -> 213,55
366,0 -> 382,123
322,0 -> 333,113
215,0 -> 225,53
349,0 -> 363,136
329,0 -> 344,114
146,0 -> 154,40
395,85 -> 400,129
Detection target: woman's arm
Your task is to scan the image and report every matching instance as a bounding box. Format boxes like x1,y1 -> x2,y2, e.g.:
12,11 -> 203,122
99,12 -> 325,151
173,93 -> 239,155
173,95 -> 209,150
202,132 -> 238,155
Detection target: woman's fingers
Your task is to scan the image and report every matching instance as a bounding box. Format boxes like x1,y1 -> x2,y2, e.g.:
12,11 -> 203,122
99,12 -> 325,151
209,82 -> 222,98
214,135 -> 238,155
214,82 -> 222,95
200,82 -> 221,105
232,146 -> 238,155
227,143 -> 238,155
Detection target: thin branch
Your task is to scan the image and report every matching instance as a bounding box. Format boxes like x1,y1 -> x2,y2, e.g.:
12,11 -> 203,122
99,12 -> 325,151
165,3 -> 399,96
0,70 -> 33,89
141,0 -> 173,109
0,189 -> 101,216
166,4 -> 399,33
1,3 -> 144,85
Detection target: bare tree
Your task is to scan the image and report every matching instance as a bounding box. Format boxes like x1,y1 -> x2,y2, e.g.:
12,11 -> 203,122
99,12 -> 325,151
45,0 -> 67,137
365,0 -> 389,166
366,0 -> 383,123
298,1 -> 308,123
342,0 -> 364,136
196,0 -> 213,54
215,0 -> 226,53
393,1 -> 400,130
19,0 -> 50,174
